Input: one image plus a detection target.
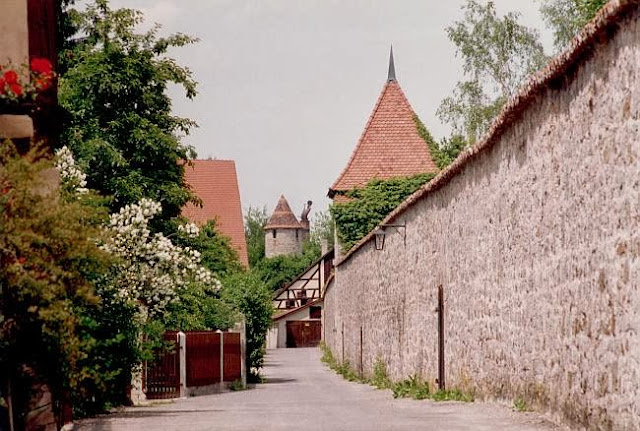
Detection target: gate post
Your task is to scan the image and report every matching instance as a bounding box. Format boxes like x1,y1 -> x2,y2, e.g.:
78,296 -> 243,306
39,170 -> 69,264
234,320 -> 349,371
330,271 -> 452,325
177,331 -> 187,397
217,329 -> 224,384
237,320 -> 247,386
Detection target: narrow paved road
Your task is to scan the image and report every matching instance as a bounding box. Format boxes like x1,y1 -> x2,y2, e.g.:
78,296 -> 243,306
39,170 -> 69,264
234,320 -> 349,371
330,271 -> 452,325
77,348 -> 567,431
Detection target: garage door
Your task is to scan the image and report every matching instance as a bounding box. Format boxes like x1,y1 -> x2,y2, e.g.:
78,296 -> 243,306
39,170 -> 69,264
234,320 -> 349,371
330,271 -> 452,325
286,320 -> 322,348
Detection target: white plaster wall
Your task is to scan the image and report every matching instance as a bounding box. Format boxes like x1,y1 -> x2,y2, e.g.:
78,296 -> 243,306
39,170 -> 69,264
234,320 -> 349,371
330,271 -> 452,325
0,0 -> 29,65
325,9 -> 640,430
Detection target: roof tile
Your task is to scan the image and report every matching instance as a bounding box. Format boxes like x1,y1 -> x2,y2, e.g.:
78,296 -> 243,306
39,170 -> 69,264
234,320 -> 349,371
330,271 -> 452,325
329,81 -> 438,195
182,160 -> 249,267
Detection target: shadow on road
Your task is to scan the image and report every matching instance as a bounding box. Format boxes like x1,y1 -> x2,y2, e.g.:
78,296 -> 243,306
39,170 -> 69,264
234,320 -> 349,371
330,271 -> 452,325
262,377 -> 296,384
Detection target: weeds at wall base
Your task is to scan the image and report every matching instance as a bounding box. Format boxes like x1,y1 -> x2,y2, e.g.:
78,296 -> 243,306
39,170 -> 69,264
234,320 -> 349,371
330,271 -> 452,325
319,343 -> 474,403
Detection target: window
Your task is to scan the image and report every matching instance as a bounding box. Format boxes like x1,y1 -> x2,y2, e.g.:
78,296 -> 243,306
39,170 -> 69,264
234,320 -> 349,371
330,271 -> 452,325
272,230 -> 276,238
295,229 -> 299,239
310,306 -> 322,319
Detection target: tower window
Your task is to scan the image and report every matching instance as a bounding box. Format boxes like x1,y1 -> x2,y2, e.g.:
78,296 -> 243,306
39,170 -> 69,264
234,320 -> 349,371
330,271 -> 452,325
272,230 -> 276,238
295,229 -> 299,239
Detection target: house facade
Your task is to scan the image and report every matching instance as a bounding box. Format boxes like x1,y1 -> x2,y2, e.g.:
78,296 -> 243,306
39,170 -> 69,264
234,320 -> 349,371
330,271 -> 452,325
267,249 -> 334,349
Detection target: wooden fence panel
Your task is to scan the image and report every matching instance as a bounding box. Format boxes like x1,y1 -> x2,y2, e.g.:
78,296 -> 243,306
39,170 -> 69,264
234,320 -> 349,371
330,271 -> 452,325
145,332 -> 181,399
185,331 -> 221,387
223,332 -> 242,382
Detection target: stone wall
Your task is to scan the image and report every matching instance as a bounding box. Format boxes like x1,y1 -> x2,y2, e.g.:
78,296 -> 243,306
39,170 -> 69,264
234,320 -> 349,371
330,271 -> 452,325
265,228 -> 303,257
324,5 -> 640,430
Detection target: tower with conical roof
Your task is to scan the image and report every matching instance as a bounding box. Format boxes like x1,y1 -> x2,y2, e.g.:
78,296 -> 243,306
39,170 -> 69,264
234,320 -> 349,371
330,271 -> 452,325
328,47 -> 438,201
264,195 -> 310,258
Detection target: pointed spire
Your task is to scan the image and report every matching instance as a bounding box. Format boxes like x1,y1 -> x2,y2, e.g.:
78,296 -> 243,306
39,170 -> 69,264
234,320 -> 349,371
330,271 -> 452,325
387,45 -> 396,82
264,195 -> 302,229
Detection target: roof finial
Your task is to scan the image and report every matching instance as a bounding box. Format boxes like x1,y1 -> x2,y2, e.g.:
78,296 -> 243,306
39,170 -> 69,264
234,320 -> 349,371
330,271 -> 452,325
388,45 -> 396,82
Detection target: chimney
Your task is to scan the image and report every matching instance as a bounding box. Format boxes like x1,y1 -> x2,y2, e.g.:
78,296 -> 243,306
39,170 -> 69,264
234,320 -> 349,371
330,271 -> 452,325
300,200 -> 312,230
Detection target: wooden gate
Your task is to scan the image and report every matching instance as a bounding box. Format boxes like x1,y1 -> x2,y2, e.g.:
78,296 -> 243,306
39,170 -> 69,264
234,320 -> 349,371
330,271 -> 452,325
186,331 -> 221,387
145,332 -> 181,399
286,321 -> 322,348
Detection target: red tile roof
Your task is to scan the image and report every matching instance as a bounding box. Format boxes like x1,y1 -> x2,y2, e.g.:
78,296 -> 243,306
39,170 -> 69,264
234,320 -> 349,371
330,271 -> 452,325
329,80 -> 438,197
182,160 -> 249,267
265,195 -> 302,229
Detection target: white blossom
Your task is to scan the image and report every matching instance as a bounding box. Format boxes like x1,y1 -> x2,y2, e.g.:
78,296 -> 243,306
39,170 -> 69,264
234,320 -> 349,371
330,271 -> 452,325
55,146 -> 88,194
178,222 -> 200,238
100,199 -> 219,316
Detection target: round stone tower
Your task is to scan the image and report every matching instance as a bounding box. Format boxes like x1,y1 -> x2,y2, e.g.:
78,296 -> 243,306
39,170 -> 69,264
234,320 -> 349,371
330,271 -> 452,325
264,195 -> 308,258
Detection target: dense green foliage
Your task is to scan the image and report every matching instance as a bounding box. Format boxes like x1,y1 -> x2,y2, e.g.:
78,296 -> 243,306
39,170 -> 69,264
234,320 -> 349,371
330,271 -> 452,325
0,143 -> 111,427
253,241 -> 320,292
438,0 -> 548,145
244,206 -> 269,268
540,0 -> 608,50
221,272 -> 274,381
330,173 -> 436,251
162,283 -> 236,332
59,0 -> 198,223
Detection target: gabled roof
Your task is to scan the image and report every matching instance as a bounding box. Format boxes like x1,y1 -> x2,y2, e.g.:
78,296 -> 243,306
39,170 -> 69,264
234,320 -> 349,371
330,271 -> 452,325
182,159 -> 249,267
329,54 -> 438,198
265,195 -> 302,230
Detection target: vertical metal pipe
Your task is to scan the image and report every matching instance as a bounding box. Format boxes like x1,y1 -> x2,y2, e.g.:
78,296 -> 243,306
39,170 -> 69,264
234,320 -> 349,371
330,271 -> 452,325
341,322 -> 345,363
438,285 -> 445,390
359,326 -> 364,377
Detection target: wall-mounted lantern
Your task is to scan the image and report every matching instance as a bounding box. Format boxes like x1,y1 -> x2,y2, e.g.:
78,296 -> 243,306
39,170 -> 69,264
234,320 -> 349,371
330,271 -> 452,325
373,222 -> 406,251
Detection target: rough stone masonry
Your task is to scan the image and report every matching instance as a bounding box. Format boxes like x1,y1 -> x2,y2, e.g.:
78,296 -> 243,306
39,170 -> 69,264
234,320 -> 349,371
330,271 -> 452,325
323,2 -> 640,430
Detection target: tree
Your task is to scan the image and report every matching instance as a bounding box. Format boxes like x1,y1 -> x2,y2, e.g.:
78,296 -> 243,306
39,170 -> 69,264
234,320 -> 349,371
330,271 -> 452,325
253,243 -> 320,292
221,272 -> 273,381
540,0 -> 609,51
438,1 -> 548,144
0,143 -> 110,429
310,210 -> 335,251
244,206 -> 269,267
170,219 -> 243,278
59,0 -> 198,224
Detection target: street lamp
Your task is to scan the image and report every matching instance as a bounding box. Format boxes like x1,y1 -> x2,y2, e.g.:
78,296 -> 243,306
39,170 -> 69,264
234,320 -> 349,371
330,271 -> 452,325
373,223 -> 406,251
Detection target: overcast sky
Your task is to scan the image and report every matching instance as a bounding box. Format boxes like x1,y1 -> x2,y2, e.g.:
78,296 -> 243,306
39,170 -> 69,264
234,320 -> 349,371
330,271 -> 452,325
109,0 -> 554,220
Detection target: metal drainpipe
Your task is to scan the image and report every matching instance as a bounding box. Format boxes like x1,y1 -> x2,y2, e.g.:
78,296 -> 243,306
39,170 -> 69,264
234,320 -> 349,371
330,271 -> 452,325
437,285 -> 445,390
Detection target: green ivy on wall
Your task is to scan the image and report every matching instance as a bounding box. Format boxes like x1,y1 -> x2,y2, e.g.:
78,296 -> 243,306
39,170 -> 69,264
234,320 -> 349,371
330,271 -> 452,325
330,173 -> 436,251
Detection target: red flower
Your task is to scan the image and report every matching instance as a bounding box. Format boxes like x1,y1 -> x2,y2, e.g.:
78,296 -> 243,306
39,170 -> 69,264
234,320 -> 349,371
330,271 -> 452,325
30,58 -> 53,75
34,75 -> 52,91
3,70 -> 18,84
9,83 -> 23,97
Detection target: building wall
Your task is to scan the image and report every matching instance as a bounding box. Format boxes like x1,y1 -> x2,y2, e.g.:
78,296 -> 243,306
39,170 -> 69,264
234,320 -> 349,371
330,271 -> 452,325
324,7 -> 640,430
0,0 -> 29,65
265,228 -> 303,257
0,0 -> 34,141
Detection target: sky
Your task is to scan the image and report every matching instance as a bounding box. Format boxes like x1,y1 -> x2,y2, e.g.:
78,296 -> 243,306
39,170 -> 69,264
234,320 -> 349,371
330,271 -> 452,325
109,0 -> 555,220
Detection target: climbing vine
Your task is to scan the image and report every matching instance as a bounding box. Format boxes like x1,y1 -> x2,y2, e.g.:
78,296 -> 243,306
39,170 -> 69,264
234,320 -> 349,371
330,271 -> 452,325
330,173 -> 436,251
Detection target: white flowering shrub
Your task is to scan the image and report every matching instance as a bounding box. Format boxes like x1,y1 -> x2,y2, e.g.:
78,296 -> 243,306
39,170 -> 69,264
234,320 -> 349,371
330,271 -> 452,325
102,198 -> 220,315
55,146 -> 219,317
178,222 -> 200,238
55,146 -> 88,195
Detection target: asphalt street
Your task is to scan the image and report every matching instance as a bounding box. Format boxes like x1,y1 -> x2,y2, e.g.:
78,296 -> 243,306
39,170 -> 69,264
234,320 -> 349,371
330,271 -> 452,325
76,348 -> 567,431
